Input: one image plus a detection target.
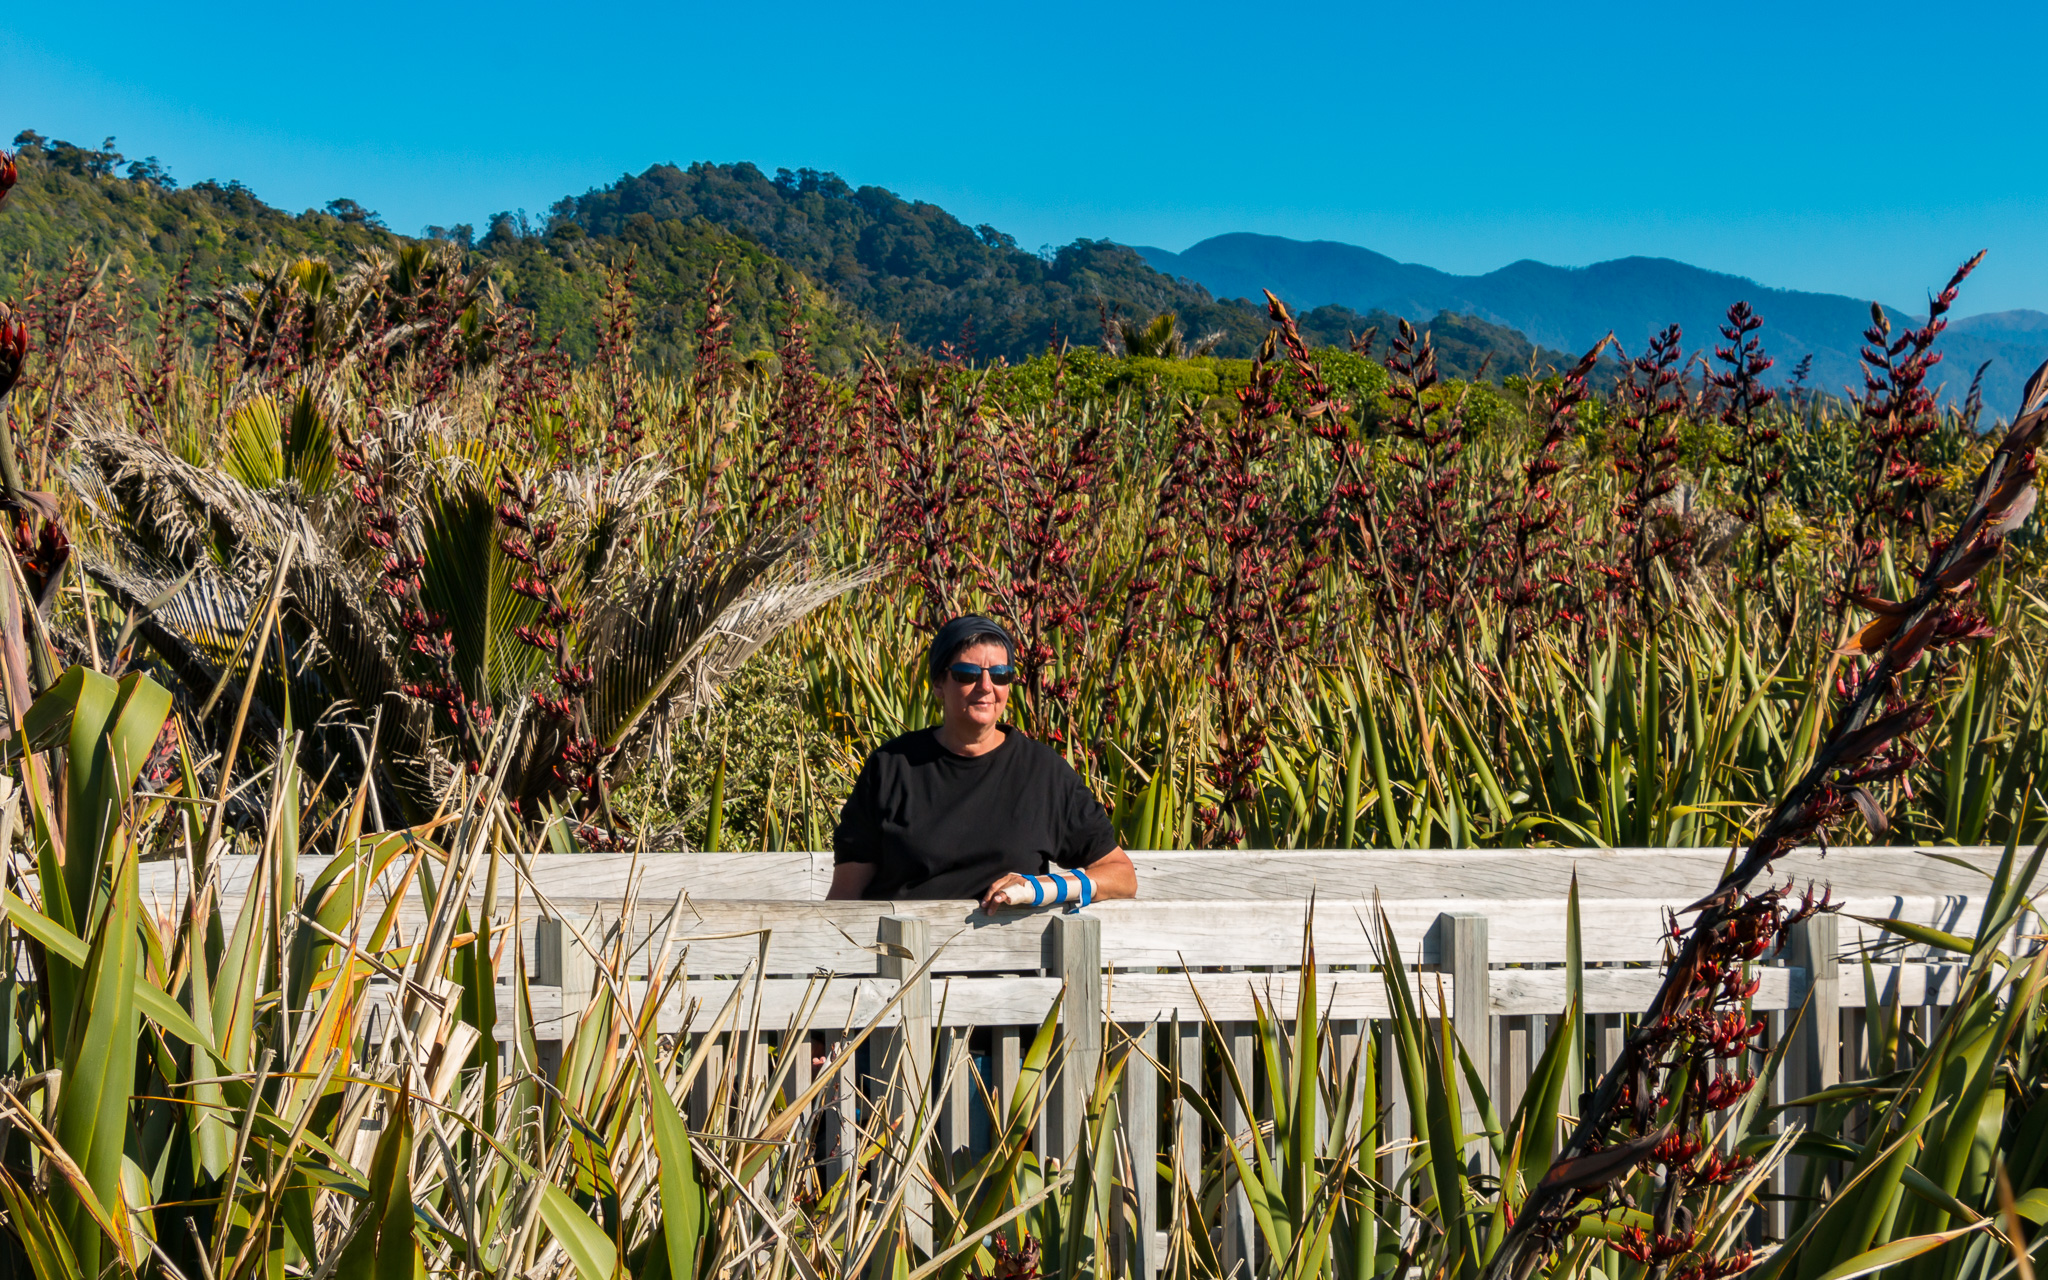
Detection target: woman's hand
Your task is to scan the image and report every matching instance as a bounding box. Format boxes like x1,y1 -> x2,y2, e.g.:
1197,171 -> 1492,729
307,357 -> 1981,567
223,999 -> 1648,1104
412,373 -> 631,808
979,873 -> 1035,915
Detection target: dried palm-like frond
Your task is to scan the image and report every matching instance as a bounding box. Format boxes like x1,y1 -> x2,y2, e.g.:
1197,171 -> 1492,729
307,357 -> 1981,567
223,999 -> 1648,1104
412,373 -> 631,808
65,411 -> 875,836
548,460 -> 672,522
661,562 -> 886,718
69,416 -> 302,579
589,557 -> 884,774
550,461 -> 675,589
578,530 -> 803,756
79,555 -> 287,741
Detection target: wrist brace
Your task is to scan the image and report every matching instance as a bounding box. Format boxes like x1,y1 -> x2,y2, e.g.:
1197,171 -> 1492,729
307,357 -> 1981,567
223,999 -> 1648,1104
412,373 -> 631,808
1025,868 -> 1093,908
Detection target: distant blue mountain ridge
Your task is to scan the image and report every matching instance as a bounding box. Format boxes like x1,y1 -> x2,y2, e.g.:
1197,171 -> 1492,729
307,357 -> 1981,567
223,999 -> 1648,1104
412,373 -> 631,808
1132,233 -> 2048,414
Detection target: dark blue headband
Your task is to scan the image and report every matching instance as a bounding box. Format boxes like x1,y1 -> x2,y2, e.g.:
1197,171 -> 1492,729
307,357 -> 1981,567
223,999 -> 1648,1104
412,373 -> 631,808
929,615 -> 1015,681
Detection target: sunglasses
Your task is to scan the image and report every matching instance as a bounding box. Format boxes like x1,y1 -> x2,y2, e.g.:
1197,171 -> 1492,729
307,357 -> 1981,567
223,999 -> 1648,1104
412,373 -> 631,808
947,662 -> 1016,686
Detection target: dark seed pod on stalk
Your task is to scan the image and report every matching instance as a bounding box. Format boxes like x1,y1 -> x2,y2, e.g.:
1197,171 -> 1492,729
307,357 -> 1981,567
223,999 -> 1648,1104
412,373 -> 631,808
1607,325 -> 1690,625
864,339 -> 982,632
1709,302 -> 1792,624
338,426 -> 493,775
970,366 -> 1106,748
493,465 -> 623,842
746,288 -> 832,527
1500,335 -> 1610,660
690,262 -> 738,413
1377,314 -> 1484,652
597,255 -> 642,460
1483,320 -> 2046,1280
1175,296 -> 1334,843
1843,252 -> 1984,605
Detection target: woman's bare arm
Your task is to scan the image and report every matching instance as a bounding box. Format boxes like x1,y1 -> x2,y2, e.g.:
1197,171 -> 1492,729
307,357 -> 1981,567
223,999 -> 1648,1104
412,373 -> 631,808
1080,847 -> 1136,900
827,862 -> 876,900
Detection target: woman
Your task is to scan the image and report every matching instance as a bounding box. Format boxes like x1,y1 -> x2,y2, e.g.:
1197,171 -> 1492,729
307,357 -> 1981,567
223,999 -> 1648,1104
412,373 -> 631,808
828,616 -> 1138,912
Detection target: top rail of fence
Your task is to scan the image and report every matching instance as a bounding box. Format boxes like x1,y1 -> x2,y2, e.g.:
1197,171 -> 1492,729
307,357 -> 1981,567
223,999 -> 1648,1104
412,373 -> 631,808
135,844 -> 2017,975
145,843 -> 2012,906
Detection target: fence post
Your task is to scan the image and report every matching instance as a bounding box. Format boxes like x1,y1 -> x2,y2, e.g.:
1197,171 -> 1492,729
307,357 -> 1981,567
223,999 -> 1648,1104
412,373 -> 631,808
690,1036 -> 725,1132
1762,1009 -> 1789,1238
878,914 -> 933,1253
1498,1016 -> 1530,1120
1787,912 -> 1840,1094
1786,912 -> 1839,1199
1438,911 -> 1492,1174
534,913 -> 594,1080
786,1030 -> 813,1106
1332,1019 -> 1364,1148
1046,913 -> 1102,1163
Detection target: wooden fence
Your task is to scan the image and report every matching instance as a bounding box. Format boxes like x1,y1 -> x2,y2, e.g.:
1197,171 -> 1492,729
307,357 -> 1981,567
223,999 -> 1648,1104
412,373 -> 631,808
143,844 -> 2033,1273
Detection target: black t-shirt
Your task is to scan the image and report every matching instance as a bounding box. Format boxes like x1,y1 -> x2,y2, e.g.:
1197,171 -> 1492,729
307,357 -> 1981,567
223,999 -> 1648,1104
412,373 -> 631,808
833,726 -> 1119,900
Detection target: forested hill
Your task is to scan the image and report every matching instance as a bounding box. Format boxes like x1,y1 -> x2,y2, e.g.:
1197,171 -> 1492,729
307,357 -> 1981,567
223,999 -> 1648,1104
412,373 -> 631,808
0,133 -> 879,371
549,162 -> 1599,371
549,162 -> 1271,361
0,131 -> 1580,378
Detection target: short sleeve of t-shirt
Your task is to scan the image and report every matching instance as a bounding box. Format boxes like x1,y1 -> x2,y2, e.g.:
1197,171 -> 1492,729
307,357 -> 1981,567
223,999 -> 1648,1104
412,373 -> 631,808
832,754 -> 884,865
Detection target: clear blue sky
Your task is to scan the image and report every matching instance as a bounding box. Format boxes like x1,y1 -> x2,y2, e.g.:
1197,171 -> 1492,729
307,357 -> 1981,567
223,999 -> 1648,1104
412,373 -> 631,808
7,1 -> 2046,315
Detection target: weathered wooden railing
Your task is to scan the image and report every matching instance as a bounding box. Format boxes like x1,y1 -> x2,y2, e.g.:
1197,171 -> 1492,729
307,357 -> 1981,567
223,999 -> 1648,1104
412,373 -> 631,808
144,844 -> 2033,1272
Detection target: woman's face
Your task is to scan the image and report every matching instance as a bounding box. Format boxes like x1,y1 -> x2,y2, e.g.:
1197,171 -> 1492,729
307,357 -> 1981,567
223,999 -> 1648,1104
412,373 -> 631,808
939,640 -> 1011,733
